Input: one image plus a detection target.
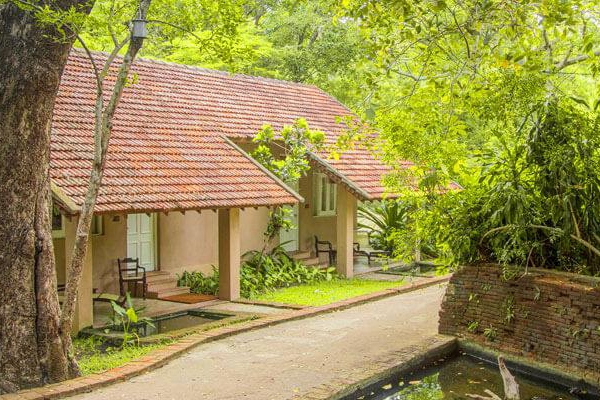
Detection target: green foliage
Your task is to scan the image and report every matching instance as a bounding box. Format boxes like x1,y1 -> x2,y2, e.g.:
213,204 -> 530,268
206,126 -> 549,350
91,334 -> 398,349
358,200 -> 409,253
178,269 -> 219,295
73,336 -> 168,375
426,97 -> 600,274
255,278 -> 405,307
467,321 -> 479,333
251,118 -> 325,183
109,293 -> 154,348
178,244 -> 337,299
77,0 -> 250,69
503,296 -> 515,324
5,0 -> 90,42
241,243 -> 336,298
251,118 -> 325,245
483,325 -> 498,342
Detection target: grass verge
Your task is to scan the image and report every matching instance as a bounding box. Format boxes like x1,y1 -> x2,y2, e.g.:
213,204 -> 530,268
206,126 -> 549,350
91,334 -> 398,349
253,278 -> 406,307
74,337 -> 171,375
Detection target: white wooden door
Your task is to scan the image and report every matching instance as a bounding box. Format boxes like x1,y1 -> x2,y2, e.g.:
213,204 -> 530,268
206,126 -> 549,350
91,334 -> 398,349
280,181 -> 299,252
127,213 -> 156,271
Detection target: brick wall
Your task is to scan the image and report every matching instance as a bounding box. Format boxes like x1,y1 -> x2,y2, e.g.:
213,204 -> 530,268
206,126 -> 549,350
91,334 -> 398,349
439,264 -> 600,381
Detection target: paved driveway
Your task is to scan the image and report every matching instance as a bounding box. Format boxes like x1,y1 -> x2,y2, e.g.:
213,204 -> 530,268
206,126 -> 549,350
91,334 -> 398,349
71,283 -> 447,400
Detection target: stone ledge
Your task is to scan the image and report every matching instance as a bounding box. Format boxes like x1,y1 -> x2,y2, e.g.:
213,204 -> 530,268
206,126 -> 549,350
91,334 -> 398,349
294,334 -> 458,400
459,340 -> 600,392
2,275 -> 450,400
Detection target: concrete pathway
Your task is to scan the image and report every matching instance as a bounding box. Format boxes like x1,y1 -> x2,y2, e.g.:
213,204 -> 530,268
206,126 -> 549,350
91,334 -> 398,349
72,284 -> 447,400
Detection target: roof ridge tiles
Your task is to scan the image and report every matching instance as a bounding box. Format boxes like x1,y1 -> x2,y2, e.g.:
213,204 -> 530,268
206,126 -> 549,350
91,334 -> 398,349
69,47 -> 329,94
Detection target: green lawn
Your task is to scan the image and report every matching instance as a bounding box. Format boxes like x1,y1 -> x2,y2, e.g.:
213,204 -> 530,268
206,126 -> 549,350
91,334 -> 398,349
253,278 -> 406,307
74,337 -> 170,375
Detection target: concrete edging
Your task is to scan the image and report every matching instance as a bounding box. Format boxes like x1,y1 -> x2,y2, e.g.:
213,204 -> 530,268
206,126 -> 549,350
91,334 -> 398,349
1,274 -> 450,400
295,335 -> 458,400
459,340 -> 600,395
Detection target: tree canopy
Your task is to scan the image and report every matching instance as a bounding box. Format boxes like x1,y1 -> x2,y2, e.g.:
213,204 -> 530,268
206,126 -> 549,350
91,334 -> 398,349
74,0 -> 600,273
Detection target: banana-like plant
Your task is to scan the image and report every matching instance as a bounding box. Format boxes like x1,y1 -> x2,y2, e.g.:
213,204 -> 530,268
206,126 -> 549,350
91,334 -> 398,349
109,293 -> 154,348
358,200 -> 409,252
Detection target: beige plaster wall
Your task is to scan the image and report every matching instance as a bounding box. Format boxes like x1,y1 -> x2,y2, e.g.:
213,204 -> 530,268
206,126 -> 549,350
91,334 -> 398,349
92,214 -> 127,293
158,208 -> 270,277
158,211 -> 218,277
240,207 -> 271,254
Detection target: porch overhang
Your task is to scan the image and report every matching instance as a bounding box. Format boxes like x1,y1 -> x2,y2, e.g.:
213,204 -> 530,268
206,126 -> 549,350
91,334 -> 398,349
50,137 -> 304,217
51,181 -> 80,216
307,152 -> 374,202
222,136 -> 304,204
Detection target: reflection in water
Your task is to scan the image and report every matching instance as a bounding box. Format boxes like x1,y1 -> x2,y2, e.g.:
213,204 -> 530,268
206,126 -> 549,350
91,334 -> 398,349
384,375 -> 443,400
352,355 -> 583,400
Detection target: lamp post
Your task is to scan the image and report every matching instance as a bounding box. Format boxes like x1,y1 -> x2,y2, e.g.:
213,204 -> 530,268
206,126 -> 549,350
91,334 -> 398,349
132,18 -> 148,39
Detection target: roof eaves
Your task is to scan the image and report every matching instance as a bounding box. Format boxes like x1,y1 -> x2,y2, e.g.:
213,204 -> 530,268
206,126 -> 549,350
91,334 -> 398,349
51,181 -> 80,215
307,152 -> 373,201
221,136 -> 304,204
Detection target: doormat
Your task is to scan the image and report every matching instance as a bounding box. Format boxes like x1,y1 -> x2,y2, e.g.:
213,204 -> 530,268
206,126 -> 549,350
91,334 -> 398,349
161,293 -> 218,304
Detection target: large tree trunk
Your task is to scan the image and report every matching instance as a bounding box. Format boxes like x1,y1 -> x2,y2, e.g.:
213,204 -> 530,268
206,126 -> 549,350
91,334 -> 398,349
0,1 -> 90,392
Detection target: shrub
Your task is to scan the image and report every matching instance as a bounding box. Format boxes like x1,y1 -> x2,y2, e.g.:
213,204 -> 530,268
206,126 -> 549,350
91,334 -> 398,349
424,99 -> 600,274
178,269 -> 219,295
357,200 -> 409,253
178,243 -> 337,298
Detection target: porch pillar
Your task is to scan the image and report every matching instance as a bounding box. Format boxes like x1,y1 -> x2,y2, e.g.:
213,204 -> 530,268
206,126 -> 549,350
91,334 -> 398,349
336,186 -> 357,278
218,208 -> 240,300
64,216 -> 94,334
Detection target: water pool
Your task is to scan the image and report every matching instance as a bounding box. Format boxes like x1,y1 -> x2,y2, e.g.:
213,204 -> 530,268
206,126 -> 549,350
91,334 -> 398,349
344,354 -> 597,400
110,309 -> 232,337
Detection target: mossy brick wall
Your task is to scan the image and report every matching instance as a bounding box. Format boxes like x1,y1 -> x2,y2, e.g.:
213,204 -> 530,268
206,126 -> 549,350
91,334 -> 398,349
439,264 -> 600,382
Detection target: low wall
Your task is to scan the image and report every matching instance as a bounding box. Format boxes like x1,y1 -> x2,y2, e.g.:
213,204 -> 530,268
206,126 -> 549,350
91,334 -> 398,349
439,264 -> 600,384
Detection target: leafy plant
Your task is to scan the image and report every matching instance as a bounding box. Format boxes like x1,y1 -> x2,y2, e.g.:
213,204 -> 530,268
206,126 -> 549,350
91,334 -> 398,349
240,244 -> 336,298
251,119 -> 325,252
421,96 -> 600,275
109,293 -> 154,348
358,200 -> 409,253
178,243 -> 337,299
483,325 -> 498,342
503,296 -> 515,324
467,321 -> 479,333
178,269 -> 219,295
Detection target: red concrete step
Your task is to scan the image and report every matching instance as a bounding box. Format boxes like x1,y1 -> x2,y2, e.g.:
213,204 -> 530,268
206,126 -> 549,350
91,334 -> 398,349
147,280 -> 178,291
300,257 -> 321,266
289,250 -> 312,260
145,271 -> 171,283
155,287 -> 190,299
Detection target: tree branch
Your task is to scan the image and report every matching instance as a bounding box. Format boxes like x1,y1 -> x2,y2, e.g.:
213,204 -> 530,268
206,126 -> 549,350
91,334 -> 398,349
75,34 -> 102,87
556,49 -> 600,70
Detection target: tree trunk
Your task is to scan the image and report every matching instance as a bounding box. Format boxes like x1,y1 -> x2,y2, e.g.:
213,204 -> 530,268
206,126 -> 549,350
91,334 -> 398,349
0,1 -> 91,392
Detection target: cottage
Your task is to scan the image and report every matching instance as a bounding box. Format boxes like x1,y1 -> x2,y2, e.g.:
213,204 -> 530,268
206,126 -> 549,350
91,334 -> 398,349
51,49 -> 396,332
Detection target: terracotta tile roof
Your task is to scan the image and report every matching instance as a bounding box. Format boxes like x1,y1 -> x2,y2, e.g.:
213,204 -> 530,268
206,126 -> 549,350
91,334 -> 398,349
51,50 -> 396,213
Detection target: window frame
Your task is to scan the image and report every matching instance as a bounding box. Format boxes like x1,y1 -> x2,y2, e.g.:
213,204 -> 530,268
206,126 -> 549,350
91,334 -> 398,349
51,206 -> 65,239
313,173 -> 337,217
91,215 -> 104,236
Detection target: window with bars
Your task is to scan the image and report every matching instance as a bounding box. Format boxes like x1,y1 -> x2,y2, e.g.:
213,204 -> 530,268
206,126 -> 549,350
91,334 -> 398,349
314,173 -> 337,216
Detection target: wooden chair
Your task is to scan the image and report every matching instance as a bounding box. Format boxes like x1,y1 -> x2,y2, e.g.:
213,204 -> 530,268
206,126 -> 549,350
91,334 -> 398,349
353,242 -> 372,264
314,235 -> 336,265
117,258 -> 147,300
